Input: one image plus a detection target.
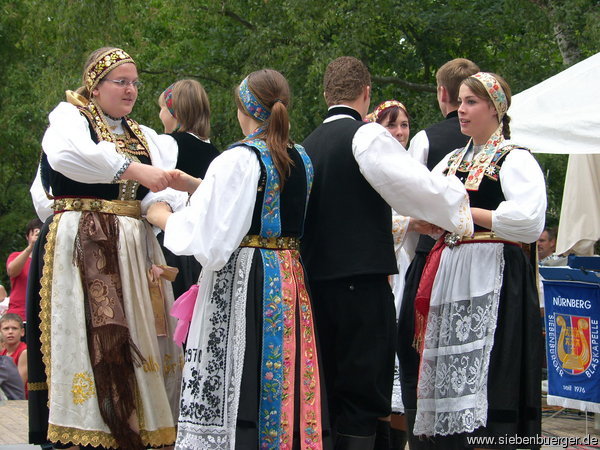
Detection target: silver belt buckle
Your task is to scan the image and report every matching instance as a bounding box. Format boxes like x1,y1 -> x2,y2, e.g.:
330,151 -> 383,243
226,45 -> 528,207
444,233 -> 461,248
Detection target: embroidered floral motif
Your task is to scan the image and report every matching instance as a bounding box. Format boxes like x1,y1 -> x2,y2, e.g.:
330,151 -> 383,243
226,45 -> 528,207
163,353 -> 182,376
292,253 -> 323,448
244,139 -> 281,237
238,77 -> 271,122
178,254 -> 239,426
446,142 -> 525,190
89,279 -> 115,321
72,372 -> 96,404
471,72 -> 508,121
142,356 -> 160,373
260,249 -> 285,447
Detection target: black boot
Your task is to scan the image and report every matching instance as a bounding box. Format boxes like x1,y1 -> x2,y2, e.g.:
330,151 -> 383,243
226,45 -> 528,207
335,433 -> 377,450
390,427 -> 408,449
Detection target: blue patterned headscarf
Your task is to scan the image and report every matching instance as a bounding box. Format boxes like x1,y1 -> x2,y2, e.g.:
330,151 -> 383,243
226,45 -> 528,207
238,76 -> 271,122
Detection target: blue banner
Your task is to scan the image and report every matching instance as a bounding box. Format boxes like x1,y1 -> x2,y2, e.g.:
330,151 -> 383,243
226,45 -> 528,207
544,280 -> 600,412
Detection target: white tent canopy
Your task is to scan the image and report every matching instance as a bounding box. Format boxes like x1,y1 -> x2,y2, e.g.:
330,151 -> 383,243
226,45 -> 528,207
509,52 -> 600,155
509,52 -> 600,255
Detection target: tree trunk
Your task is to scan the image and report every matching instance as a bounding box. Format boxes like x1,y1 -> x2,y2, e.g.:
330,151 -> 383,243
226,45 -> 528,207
553,21 -> 582,66
530,0 -> 583,66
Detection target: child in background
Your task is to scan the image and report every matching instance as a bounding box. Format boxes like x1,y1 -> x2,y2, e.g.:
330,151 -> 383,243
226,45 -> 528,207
0,313 -> 27,394
156,79 -> 220,299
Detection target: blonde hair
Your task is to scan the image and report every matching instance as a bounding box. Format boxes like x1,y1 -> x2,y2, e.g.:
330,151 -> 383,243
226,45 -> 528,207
159,79 -> 211,139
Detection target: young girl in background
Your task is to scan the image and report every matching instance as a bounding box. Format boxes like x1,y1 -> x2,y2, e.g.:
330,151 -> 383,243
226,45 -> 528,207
157,79 -> 220,298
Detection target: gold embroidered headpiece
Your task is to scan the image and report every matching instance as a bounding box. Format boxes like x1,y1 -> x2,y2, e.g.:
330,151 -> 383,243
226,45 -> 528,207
365,100 -> 408,123
470,72 -> 507,124
85,48 -> 135,92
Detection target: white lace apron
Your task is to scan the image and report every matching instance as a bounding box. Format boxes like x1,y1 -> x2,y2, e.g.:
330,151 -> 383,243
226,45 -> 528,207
414,243 -> 504,436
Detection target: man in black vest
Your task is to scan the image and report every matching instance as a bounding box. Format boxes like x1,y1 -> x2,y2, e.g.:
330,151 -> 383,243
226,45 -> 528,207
301,56 -> 474,449
397,58 -> 480,449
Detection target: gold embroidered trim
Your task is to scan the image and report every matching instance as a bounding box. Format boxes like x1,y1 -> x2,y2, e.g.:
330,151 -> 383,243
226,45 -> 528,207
48,423 -> 176,448
239,235 -> 300,250
52,198 -> 141,218
76,101 -> 151,201
28,382 -> 48,391
79,102 -> 151,160
40,213 -> 61,394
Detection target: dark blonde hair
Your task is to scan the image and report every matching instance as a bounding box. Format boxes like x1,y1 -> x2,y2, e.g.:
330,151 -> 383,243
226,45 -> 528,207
462,73 -> 512,139
436,58 -> 480,106
323,56 -> 371,106
158,79 -> 211,139
235,69 -> 293,187
0,313 -> 24,328
76,46 -> 125,99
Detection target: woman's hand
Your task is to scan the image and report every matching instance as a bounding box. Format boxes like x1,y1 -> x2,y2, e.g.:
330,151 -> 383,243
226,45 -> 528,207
146,201 -> 173,230
121,162 -> 172,192
167,169 -> 202,194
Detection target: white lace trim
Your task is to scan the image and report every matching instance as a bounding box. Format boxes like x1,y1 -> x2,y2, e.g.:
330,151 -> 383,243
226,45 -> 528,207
414,243 -> 504,436
391,355 -> 404,413
176,248 -> 253,449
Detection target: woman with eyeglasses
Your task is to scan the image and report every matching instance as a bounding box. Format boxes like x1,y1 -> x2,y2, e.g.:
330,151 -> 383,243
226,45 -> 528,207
27,47 -> 183,450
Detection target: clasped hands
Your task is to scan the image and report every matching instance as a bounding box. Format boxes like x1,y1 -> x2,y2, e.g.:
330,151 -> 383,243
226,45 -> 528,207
164,169 -> 201,194
122,163 -> 200,194
408,218 -> 444,237
144,169 -> 201,230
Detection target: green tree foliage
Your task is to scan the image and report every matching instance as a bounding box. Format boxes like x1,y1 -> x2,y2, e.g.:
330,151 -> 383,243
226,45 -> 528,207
0,0 -> 598,286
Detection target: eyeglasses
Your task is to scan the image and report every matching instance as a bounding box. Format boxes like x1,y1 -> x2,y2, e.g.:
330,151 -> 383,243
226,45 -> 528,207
103,79 -> 142,89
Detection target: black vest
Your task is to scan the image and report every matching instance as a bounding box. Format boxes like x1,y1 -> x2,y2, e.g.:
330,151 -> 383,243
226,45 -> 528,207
170,132 -> 220,179
244,144 -> 310,238
448,148 -> 511,232
415,110 -> 471,253
301,107 -> 398,281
